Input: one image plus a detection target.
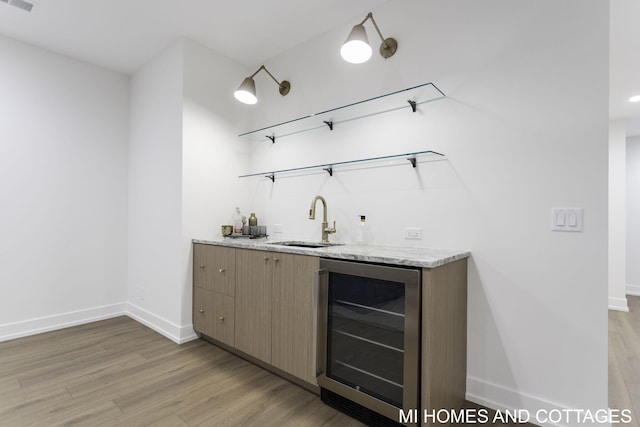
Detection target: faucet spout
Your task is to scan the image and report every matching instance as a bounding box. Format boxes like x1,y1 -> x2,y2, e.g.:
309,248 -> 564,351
309,195 -> 327,220
309,195 -> 336,243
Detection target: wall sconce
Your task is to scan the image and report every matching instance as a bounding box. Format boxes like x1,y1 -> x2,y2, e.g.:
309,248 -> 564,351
234,65 -> 291,105
340,12 -> 398,64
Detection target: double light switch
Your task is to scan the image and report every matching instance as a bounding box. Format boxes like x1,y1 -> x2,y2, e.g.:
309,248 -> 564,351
551,208 -> 584,232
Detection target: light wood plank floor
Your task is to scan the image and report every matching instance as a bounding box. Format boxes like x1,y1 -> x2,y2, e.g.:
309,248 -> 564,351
0,317 -> 364,427
610,295 -> 640,427
2,305 -> 635,427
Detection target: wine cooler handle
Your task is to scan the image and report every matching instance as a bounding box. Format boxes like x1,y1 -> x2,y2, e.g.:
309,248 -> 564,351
314,269 -> 328,378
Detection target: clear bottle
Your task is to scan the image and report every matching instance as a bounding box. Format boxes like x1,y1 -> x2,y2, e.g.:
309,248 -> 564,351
233,207 -> 243,234
356,215 -> 368,244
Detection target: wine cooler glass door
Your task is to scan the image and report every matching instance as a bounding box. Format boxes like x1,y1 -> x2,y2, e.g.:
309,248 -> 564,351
327,271 -> 406,407
317,258 -> 421,423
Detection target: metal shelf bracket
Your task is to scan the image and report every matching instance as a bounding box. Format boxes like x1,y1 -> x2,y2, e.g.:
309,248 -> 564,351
239,150 -> 444,182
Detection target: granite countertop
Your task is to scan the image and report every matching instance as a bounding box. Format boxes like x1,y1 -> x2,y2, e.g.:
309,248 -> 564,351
192,238 -> 470,268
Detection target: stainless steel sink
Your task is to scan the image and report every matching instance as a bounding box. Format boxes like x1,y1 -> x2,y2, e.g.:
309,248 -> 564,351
268,241 -> 344,248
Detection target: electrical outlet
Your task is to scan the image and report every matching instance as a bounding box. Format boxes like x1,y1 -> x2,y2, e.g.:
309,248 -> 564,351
404,227 -> 422,240
273,224 -> 284,233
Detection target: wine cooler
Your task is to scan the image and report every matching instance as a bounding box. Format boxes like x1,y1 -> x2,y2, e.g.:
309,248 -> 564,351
316,258 -> 421,427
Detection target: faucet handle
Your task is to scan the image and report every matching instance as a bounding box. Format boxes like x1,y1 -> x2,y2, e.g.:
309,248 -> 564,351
325,221 -> 337,234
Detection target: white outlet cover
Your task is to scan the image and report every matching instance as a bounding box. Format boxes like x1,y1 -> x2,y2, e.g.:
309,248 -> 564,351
404,227 -> 423,240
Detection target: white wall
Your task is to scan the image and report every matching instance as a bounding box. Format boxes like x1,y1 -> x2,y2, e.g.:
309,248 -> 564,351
128,38 -> 251,338
627,136 -> 640,294
181,39 -> 251,327
0,35 -> 129,340
242,0 -> 608,422
609,121 -> 628,310
127,40 -> 187,341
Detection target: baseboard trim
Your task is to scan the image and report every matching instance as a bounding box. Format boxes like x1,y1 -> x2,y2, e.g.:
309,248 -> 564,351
0,302 -> 128,342
466,376 -> 577,427
0,302 -> 199,345
609,296 -> 630,312
626,284 -> 640,296
125,303 -> 198,344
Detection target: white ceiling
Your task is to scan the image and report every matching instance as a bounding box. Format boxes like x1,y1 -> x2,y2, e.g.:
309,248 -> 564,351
0,0 -> 387,73
610,0 -> 640,134
0,0 -> 638,130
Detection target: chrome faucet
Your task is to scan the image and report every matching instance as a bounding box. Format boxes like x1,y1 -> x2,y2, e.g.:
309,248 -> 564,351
309,195 -> 336,243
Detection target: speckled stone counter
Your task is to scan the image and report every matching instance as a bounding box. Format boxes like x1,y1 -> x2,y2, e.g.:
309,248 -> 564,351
192,238 -> 469,268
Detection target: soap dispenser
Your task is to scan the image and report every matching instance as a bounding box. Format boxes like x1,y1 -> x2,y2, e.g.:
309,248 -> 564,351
356,215 -> 369,244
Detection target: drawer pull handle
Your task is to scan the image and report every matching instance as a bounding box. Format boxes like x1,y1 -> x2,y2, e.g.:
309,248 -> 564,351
199,265 -> 205,269
264,256 -> 269,261
199,309 -> 205,314
219,316 -> 225,322
273,257 -> 279,263
219,268 -> 225,273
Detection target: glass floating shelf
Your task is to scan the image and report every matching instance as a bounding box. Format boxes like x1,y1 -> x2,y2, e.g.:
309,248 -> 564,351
238,82 -> 445,143
238,150 -> 444,182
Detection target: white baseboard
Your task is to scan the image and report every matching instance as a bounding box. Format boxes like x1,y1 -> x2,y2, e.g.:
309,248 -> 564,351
0,302 -> 128,342
0,302 -> 199,345
126,302 -> 198,344
609,297 -> 630,312
626,284 -> 640,296
466,376 -> 590,427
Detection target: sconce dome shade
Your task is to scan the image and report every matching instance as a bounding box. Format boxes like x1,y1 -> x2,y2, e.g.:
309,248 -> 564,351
234,77 -> 258,104
340,24 -> 372,64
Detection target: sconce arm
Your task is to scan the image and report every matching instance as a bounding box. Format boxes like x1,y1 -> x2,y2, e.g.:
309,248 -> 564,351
252,65 -> 282,86
365,13 -> 391,48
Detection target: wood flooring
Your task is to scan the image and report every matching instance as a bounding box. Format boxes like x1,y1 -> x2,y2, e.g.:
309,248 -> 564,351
0,317 -> 364,427
609,295 -> 640,427
1,300 -> 636,427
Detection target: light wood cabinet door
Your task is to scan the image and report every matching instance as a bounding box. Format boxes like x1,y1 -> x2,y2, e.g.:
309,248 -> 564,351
422,258 -> 467,416
271,253 -> 319,385
234,249 -> 273,363
193,287 -> 235,346
193,244 -> 236,296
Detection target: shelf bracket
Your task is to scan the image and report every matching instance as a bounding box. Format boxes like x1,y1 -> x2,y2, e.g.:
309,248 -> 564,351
323,166 -> 333,176
266,135 -> 276,144
407,100 -> 417,113
266,173 -> 275,182
407,157 -> 417,168
323,120 -> 334,131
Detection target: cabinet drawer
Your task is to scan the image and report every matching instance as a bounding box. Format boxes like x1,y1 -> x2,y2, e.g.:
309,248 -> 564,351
193,287 -> 235,346
194,244 -> 236,296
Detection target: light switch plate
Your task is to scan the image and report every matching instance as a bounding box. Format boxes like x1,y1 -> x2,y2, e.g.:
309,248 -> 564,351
551,208 -> 583,232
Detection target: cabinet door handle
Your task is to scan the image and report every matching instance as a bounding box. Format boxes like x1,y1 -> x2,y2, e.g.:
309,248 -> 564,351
219,268 -> 225,273
199,309 -> 205,314
263,256 -> 269,261
273,257 -> 279,263
219,316 -> 225,322
199,265 -> 205,269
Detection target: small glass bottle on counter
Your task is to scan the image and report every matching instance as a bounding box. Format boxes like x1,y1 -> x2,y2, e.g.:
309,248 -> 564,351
233,207 -> 243,234
248,213 -> 258,226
